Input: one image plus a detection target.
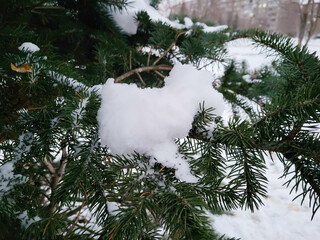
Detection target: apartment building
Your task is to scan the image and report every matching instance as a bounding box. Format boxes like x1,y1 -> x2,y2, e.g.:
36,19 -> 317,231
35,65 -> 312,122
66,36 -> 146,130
168,0 -> 305,37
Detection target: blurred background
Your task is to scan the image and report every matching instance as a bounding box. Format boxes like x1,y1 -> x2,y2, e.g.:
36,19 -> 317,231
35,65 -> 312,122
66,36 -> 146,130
158,0 -> 320,45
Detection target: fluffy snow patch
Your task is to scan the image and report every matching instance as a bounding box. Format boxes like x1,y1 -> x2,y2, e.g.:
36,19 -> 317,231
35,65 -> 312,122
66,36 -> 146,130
196,22 -> 228,33
18,42 -> 40,53
97,64 -> 224,183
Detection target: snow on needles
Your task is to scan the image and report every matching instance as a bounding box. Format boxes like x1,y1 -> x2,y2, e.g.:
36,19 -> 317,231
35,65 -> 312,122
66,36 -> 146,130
111,0 -> 184,35
18,42 -> 40,53
97,64 -> 224,183
110,0 -> 227,35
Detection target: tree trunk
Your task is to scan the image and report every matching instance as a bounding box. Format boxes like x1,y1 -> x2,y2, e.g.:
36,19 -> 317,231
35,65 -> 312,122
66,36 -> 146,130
298,1 -> 311,46
305,2 -> 320,46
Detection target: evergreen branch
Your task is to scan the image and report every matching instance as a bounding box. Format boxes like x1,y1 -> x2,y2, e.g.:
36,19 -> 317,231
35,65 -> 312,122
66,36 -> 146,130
114,65 -> 172,83
252,97 -> 320,128
282,151 -> 320,219
250,32 -> 318,82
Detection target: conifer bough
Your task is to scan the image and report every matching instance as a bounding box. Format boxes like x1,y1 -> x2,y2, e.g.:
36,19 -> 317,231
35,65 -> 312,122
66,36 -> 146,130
0,1 -> 319,239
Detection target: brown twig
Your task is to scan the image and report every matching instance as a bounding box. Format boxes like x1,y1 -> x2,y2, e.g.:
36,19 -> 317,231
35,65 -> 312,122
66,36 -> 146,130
68,183 -> 88,232
26,106 -> 46,111
136,72 -> 146,86
147,46 -> 152,66
114,65 -> 172,83
56,147 -> 68,184
139,192 -> 151,197
172,229 -> 181,240
152,31 -> 187,66
129,50 -> 132,70
43,157 -> 56,175
159,165 -> 166,172
154,70 -> 166,79
43,220 -> 51,236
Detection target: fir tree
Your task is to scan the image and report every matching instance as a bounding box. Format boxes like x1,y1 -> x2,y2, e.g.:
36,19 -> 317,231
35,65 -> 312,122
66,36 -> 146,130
0,1 -> 319,240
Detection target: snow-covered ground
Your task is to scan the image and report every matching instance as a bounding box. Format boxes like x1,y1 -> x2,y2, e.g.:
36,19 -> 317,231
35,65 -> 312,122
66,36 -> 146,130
225,38 -> 277,72
211,38 -> 320,240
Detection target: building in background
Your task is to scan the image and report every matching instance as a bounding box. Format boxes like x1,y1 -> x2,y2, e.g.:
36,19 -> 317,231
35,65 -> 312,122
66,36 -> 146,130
160,0 -> 319,38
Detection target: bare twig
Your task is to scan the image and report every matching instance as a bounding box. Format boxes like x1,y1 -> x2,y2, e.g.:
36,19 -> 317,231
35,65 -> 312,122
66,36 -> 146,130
159,165 -> 166,172
43,220 -> 51,236
154,70 -> 166,79
136,72 -> 146,86
27,106 -> 46,111
129,50 -> 132,70
52,147 -> 68,187
43,157 -> 56,175
68,183 -> 88,232
114,65 -> 172,83
69,201 -> 86,231
147,46 -> 152,66
152,31 -> 187,66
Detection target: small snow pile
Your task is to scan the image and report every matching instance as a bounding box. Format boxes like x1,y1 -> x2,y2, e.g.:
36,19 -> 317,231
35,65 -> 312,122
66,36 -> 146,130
18,42 -> 40,53
183,17 -> 228,33
97,64 -> 224,183
195,22 -> 228,33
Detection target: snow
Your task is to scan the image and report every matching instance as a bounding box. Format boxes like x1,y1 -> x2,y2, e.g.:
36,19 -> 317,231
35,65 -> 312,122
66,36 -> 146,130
111,0 -> 184,35
184,17 -> 228,33
8,4 -> 320,238
97,64 -> 224,183
226,38 -> 277,72
0,133 -> 31,198
111,0 -> 226,35
18,42 -> 40,53
107,201 -> 120,216
183,16 -> 193,28
195,22 -> 228,33
0,161 -> 18,197
71,98 -> 89,127
17,211 -> 41,228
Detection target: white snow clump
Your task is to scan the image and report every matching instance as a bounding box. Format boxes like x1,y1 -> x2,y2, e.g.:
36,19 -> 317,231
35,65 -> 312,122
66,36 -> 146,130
18,42 -> 40,53
97,64 -> 224,183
